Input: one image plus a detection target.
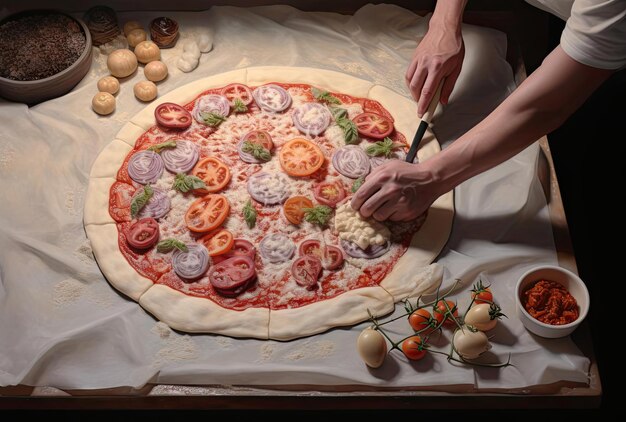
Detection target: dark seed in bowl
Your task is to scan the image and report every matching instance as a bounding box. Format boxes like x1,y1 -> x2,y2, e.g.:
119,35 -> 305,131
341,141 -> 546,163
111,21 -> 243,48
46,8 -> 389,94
0,13 -> 87,81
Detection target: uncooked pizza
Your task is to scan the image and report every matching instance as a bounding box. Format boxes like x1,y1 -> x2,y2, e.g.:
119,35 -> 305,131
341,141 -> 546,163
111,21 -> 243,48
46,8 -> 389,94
84,67 -> 454,340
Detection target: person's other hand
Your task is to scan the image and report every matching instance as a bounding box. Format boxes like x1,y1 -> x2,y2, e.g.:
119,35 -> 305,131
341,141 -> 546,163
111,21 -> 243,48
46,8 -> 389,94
406,24 -> 464,116
350,160 -> 440,222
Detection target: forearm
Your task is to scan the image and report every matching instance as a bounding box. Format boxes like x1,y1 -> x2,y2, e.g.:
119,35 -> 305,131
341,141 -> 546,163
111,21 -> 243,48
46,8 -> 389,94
424,46 -> 613,195
430,0 -> 467,30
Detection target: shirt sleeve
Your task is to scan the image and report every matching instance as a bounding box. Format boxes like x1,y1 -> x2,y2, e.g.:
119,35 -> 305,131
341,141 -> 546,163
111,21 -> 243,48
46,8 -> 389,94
560,0 -> 626,70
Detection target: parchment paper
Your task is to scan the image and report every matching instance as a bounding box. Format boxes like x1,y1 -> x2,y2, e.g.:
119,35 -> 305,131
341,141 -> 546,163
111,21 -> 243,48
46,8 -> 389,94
0,4 -> 589,390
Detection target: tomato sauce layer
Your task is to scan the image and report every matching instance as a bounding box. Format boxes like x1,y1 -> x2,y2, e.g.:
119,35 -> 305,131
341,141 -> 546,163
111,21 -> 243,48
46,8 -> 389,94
110,82 -> 418,311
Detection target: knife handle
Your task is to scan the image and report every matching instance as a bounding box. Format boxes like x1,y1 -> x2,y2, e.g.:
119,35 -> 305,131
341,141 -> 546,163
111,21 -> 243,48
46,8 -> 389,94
420,82 -> 443,124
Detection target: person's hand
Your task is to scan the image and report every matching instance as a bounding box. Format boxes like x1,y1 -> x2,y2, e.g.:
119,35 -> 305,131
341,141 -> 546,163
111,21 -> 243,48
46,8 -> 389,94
350,160 -> 441,222
406,23 -> 465,116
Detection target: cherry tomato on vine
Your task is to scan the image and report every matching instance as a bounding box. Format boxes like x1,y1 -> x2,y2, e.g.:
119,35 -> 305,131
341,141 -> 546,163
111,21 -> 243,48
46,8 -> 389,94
401,335 -> 427,361
471,281 -> 494,304
408,308 -> 434,333
433,299 -> 459,328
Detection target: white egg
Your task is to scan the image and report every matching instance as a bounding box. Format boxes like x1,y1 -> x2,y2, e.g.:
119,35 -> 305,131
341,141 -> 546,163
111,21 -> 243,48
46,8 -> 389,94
464,303 -> 498,331
452,326 -> 491,359
356,327 -> 387,368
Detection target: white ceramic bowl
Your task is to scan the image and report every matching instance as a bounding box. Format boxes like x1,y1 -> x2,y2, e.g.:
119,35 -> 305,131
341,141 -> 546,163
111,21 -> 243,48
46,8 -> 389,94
515,265 -> 589,338
0,10 -> 93,105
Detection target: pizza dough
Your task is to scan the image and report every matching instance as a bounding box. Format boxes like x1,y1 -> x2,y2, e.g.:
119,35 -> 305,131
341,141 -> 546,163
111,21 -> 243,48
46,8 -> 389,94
84,66 -> 454,340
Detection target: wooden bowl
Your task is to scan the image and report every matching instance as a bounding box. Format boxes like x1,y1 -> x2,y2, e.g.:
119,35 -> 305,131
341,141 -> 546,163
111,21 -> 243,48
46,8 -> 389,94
0,10 -> 93,105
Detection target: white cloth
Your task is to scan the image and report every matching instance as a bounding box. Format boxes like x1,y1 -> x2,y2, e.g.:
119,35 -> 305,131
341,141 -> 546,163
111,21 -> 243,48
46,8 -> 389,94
0,5 -> 589,390
526,0 -> 626,69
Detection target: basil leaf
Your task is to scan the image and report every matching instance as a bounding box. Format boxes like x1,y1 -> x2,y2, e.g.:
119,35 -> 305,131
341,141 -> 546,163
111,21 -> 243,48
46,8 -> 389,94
352,177 -> 365,193
157,239 -> 188,253
302,205 -> 333,226
329,106 -> 348,120
130,184 -> 153,219
172,173 -> 206,193
242,141 -> 271,162
148,140 -> 177,153
243,199 -> 257,229
337,117 -> 358,145
365,137 -> 401,158
312,87 -> 341,105
200,112 -> 226,127
233,98 -> 248,113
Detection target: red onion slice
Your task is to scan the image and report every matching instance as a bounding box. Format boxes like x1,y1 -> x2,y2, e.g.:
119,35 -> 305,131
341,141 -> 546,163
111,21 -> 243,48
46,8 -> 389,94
247,172 -> 290,205
172,243 -> 210,281
133,187 -> 171,219
292,103 -> 331,136
340,239 -> 390,259
252,84 -> 292,112
127,150 -> 164,184
259,233 -> 295,263
237,139 -> 261,164
332,145 -> 371,179
161,140 -> 199,174
193,94 -> 231,123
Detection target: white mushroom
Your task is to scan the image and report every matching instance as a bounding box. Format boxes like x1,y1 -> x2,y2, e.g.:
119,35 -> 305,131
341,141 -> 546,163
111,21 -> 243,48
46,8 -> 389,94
144,60 -> 168,82
97,76 -> 120,95
134,40 -> 161,64
107,49 -> 138,78
92,92 -> 116,115
134,80 -> 158,101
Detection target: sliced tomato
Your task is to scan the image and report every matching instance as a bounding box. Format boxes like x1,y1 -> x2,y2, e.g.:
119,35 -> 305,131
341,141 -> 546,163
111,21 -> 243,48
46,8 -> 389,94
154,103 -> 193,129
354,112 -> 394,139
221,83 -> 254,106
125,217 -> 160,250
185,194 -> 230,233
241,130 -> 274,151
278,138 -> 324,177
283,196 -> 314,225
209,255 -> 256,294
212,238 -> 256,264
192,157 -> 231,193
314,181 -> 346,207
299,240 -> 343,271
299,239 -> 322,257
199,228 -> 234,256
322,245 -> 344,270
291,255 -> 322,289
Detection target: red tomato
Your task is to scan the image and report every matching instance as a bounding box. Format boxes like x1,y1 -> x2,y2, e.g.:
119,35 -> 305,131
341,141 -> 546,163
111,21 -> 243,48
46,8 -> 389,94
212,239 -> 256,264
192,157 -> 231,193
279,138 -> 324,177
209,255 -> 256,296
199,228 -> 234,256
354,112 -> 394,139
126,217 -> 160,249
185,194 -> 230,233
433,299 -> 459,328
154,103 -> 193,129
241,130 -> 274,151
321,245 -> 344,270
283,196 -> 314,225
221,83 -> 254,106
298,240 -> 343,271
299,239 -> 322,257
291,256 -> 322,289
408,308 -> 434,333
401,335 -> 427,361
313,181 -> 346,207
471,285 -> 494,304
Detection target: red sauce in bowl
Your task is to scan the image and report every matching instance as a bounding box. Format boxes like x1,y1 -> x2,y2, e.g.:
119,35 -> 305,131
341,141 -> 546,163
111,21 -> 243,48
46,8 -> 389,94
522,279 -> 579,325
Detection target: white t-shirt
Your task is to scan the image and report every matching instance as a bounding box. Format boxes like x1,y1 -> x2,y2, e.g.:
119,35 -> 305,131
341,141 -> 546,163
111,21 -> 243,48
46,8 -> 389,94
526,0 -> 626,69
